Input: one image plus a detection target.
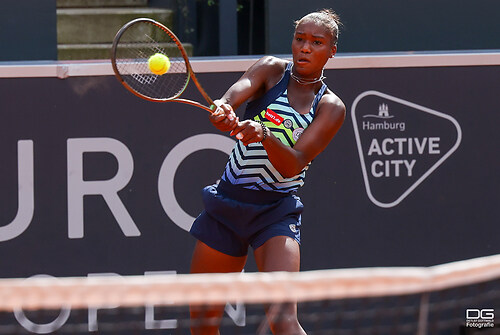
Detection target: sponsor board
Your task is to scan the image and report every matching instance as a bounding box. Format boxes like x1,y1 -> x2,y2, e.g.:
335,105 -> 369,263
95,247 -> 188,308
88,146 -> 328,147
351,91 -> 462,208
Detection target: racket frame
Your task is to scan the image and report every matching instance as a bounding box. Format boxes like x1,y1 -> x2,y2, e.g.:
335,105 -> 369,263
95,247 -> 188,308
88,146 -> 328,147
111,18 -> 215,113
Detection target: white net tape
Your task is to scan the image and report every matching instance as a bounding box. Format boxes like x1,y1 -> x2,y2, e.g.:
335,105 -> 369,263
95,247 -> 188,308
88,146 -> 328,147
1,254 -> 499,312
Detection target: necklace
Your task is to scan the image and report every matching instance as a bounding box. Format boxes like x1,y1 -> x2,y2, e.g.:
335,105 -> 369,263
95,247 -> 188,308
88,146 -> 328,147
290,66 -> 326,85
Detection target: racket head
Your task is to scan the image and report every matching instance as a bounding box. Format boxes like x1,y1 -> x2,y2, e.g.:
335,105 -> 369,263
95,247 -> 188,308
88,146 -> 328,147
111,18 -> 191,102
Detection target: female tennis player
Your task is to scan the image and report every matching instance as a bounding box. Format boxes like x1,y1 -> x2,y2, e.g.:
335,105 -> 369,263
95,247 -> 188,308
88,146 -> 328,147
190,9 -> 345,335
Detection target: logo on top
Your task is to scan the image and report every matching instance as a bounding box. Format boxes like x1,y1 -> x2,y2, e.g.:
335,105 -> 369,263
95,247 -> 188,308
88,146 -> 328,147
363,103 -> 393,119
265,108 -> 284,126
351,91 -> 462,208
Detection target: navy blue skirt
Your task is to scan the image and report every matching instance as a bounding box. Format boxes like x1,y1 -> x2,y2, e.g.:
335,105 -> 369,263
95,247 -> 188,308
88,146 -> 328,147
190,180 -> 303,256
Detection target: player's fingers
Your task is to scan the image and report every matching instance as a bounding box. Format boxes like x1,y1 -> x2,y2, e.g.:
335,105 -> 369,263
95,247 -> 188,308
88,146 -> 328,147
220,104 -> 236,121
231,122 -> 256,143
209,112 -> 226,123
243,121 -> 264,144
211,100 -> 230,116
211,103 -> 236,123
224,116 -> 239,131
212,106 -> 224,116
230,121 -> 247,137
219,117 -> 238,132
240,130 -> 261,145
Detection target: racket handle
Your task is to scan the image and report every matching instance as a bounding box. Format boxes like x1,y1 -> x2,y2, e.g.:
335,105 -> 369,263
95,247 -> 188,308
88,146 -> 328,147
210,104 -> 224,116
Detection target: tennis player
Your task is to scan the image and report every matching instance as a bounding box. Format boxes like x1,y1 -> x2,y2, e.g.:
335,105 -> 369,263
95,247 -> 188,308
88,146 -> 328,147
190,9 -> 345,335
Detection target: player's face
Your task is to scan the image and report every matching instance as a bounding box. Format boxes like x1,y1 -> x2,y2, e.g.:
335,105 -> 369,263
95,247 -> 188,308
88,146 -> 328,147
292,20 -> 336,77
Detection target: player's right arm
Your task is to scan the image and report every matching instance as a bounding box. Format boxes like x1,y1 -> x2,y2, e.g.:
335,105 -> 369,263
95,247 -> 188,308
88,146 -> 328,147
209,56 -> 287,132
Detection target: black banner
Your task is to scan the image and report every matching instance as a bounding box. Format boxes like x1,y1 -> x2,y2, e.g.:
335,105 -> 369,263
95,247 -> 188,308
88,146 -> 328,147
0,65 -> 499,280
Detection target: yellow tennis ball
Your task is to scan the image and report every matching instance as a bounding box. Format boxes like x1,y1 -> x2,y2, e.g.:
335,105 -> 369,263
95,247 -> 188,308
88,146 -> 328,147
148,53 -> 170,75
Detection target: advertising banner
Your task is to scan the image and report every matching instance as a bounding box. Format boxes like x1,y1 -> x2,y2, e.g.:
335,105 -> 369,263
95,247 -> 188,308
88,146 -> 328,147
0,57 -> 499,333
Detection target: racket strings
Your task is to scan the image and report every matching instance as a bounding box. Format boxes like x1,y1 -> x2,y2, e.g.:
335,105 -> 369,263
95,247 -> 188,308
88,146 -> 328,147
113,21 -> 189,100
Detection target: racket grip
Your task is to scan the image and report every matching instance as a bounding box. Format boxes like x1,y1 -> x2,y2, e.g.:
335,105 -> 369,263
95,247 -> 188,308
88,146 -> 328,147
210,104 -> 224,115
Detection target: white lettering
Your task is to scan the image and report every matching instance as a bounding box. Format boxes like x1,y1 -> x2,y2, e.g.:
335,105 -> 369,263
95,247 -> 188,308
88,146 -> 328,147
0,140 -> 34,242
371,160 -> 384,177
429,137 -> 440,154
144,271 -> 178,329
158,134 -> 235,231
12,271 -> 246,332
87,273 -> 123,332
67,138 -> 139,238
408,138 -> 413,155
404,160 -> 417,177
391,160 -> 404,177
466,309 -> 495,320
367,139 -> 382,156
414,137 -> 428,154
371,159 -> 417,177
1,134 -> 233,241
393,138 -> 407,155
366,137 -> 441,156
381,138 -> 394,155
14,275 -> 71,334
361,120 -> 405,131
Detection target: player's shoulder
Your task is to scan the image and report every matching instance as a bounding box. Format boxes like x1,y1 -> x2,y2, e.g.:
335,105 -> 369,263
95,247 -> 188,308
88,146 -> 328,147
257,56 -> 288,67
247,56 -> 288,91
317,89 -> 346,120
256,55 -> 288,66
251,56 -> 288,75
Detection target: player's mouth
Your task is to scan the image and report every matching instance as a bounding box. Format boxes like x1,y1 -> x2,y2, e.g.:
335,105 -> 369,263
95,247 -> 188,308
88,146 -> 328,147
297,58 -> 310,64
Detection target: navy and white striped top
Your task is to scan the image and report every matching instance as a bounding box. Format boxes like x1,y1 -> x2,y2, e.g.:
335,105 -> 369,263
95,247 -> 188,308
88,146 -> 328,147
221,63 -> 327,193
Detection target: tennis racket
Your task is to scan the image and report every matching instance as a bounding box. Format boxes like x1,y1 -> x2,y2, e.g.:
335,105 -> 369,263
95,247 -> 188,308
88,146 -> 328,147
111,18 -> 216,113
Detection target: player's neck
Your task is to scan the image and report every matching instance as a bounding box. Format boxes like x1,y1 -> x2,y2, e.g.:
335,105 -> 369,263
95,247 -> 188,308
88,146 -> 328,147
290,65 -> 325,85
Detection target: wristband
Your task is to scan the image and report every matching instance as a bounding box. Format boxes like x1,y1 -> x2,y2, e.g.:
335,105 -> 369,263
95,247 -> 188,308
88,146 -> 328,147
257,121 -> 269,142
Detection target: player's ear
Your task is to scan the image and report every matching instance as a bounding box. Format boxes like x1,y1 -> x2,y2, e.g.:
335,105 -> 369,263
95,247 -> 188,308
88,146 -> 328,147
330,45 -> 337,58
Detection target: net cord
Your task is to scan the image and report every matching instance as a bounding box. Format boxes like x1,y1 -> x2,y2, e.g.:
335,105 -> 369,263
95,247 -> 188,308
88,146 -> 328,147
0,254 -> 499,312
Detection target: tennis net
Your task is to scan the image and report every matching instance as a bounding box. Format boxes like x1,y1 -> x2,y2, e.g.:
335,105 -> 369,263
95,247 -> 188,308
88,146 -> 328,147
0,254 -> 499,334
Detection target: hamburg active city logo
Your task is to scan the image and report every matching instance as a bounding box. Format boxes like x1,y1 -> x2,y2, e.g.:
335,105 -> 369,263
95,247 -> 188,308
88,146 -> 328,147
351,91 -> 462,208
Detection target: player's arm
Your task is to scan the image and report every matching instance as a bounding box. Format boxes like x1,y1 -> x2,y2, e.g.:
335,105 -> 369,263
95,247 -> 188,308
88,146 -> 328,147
232,92 -> 346,178
209,56 -> 287,132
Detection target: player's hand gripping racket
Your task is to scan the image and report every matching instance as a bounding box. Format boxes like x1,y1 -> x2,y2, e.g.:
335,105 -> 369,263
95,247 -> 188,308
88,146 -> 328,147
111,18 -> 217,113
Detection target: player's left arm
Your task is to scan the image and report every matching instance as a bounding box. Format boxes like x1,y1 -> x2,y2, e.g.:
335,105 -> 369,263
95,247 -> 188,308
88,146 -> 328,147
267,93 -> 346,177
232,92 -> 346,178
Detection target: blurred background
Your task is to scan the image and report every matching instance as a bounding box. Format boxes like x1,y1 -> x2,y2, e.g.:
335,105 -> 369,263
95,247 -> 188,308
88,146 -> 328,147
1,0 -> 500,61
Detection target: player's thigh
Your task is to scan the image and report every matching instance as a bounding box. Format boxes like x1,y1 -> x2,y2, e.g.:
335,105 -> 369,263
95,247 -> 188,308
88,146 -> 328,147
254,237 -> 305,334
191,240 -> 247,274
253,235 -> 300,272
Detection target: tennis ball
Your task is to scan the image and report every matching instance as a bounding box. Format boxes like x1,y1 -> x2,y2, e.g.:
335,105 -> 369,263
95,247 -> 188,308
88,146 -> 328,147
148,53 -> 170,75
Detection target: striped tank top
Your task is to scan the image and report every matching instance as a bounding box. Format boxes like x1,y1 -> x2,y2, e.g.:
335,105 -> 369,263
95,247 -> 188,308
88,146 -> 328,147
221,62 -> 327,193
